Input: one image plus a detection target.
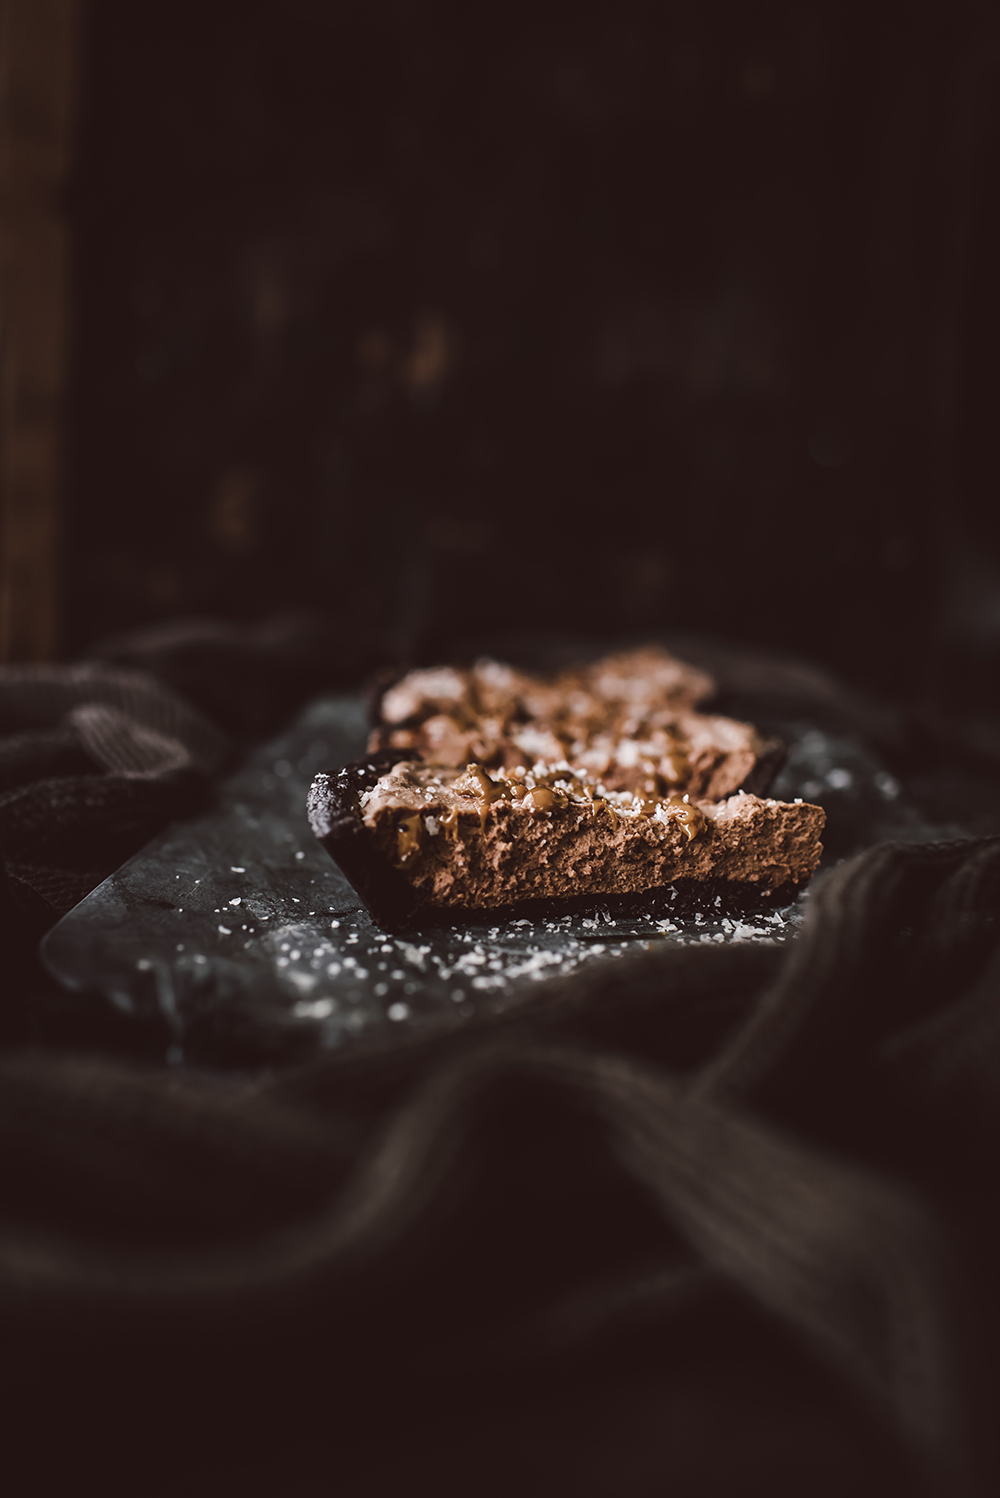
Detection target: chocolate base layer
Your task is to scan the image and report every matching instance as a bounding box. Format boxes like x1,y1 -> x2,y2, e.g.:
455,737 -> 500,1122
307,754 -> 429,931
308,754 -> 823,933
411,877 -> 808,928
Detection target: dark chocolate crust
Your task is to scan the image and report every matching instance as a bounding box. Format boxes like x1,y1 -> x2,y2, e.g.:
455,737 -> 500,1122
415,878 -> 804,929
309,753 -> 803,934
307,752 -> 430,930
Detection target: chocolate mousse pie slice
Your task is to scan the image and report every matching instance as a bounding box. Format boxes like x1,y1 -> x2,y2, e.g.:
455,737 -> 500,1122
307,755 -> 825,932
372,647 -> 715,737
368,646 -> 784,799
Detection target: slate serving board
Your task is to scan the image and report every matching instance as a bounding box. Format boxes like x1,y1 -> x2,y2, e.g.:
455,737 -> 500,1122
40,693 -> 939,1066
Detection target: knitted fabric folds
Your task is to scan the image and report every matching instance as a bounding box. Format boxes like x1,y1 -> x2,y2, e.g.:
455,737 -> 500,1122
0,627 -> 997,1497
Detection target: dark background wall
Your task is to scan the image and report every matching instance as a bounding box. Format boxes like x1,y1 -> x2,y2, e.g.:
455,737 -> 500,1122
64,0 -> 1000,699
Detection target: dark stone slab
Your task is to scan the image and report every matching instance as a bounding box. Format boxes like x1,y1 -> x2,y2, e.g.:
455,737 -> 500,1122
40,694 -> 950,1068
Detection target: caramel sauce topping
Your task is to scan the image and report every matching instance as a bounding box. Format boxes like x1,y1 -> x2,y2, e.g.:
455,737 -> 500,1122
440,805 -> 463,841
395,813 -> 424,862
663,796 -> 706,841
620,791 -> 704,840
527,785 -> 564,811
466,763 -> 516,829
467,763 -> 512,803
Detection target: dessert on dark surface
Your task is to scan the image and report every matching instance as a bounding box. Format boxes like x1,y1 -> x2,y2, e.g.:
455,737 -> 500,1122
309,647 -> 825,930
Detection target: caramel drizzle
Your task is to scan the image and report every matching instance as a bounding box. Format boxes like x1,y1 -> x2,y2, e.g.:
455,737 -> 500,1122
466,763 -> 515,830
395,813 -> 424,862
440,805 -> 463,841
663,796 -> 705,841
607,785 -> 704,841
582,785 -> 614,824
433,764 -> 519,839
